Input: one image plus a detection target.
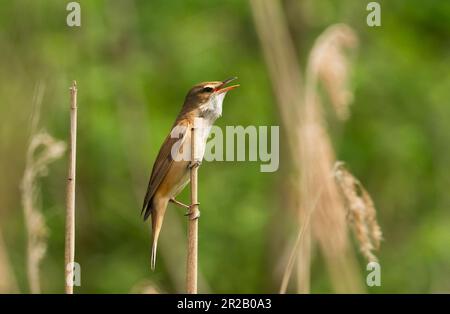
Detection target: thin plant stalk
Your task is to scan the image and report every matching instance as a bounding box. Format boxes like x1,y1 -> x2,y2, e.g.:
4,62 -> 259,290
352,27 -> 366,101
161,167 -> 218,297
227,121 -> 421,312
280,189 -> 321,294
186,126 -> 199,294
65,81 -> 78,294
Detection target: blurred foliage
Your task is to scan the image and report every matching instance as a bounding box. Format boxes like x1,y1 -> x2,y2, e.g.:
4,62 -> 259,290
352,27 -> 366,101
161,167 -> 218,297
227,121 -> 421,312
0,0 -> 449,293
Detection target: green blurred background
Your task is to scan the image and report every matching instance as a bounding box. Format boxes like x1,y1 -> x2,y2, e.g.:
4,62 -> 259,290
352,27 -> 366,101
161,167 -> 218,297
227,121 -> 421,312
0,0 -> 449,293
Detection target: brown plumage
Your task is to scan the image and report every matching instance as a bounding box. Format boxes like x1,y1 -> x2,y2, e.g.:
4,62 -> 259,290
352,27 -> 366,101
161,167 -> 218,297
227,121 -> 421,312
142,78 -> 239,270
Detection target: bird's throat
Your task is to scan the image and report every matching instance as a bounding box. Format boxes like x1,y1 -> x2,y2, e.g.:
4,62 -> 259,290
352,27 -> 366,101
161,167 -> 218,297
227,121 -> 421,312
199,92 -> 226,121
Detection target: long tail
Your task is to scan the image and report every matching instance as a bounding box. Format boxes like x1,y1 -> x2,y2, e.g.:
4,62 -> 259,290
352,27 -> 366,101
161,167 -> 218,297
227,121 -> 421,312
150,198 -> 168,271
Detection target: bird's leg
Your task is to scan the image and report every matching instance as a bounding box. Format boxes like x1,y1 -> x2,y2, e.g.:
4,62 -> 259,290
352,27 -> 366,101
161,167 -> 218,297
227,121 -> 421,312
169,198 -> 190,210
185,203 -> 200,220
170,198 -> 200,218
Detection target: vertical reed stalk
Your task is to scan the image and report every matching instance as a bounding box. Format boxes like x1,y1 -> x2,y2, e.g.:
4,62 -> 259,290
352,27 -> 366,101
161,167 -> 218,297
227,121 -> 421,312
249,0 -> 310,292
65,81 -> 78,294
186,126 -> 199,294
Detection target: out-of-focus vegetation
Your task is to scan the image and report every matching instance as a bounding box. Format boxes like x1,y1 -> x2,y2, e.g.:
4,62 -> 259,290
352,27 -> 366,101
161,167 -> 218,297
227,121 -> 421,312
0,0 -> 449,293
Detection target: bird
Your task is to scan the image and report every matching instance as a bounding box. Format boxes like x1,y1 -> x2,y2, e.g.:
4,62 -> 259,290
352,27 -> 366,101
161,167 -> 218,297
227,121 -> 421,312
142,77 -> 239,270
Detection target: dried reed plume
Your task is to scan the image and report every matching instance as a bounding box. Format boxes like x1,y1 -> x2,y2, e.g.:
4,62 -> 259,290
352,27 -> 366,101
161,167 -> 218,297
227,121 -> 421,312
21,84 -> 66,294
308,26 -> 357,121
21,83 -> 66,293
334,162 -> 382,262
251,0 -> 381,293
301,23 -> 364,293
21,133 -> 65,294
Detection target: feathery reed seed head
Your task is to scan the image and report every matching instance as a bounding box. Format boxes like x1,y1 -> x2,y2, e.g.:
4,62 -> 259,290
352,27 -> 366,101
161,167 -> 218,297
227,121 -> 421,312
309,24 -> 358,121
334,162 -> 383,262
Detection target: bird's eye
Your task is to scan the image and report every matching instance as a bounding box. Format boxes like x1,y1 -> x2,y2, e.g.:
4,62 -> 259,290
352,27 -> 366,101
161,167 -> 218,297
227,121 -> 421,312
203,87 -> 214,93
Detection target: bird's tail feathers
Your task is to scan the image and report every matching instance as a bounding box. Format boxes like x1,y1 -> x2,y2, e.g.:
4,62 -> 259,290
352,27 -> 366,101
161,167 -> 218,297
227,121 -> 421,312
149,200 -> 167,271
150,237 -> 158,271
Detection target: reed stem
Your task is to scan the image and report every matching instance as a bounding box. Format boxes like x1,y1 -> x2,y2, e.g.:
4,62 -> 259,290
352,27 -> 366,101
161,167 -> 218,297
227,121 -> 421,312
65,81 -> 77,294
186,126 -> 199,294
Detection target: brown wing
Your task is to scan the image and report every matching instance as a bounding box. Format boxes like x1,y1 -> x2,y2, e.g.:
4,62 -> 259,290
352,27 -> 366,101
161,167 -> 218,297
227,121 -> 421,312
141,121 -> 189,220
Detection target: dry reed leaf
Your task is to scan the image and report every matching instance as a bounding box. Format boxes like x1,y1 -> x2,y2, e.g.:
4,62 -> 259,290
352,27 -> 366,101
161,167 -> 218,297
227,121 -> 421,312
334,162 -> 383,262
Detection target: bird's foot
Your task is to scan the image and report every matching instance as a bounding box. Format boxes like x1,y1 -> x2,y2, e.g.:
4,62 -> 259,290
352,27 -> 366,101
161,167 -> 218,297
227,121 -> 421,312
185,203 -> 200,220
189,160 -> 202,169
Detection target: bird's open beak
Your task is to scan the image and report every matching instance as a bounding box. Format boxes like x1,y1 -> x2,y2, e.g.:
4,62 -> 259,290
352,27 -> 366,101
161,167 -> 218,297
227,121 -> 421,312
215,77 -> 240,94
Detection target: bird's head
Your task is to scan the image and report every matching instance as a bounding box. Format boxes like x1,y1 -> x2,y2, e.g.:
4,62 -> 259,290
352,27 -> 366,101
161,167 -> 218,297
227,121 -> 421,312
182,77 -> 239,119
